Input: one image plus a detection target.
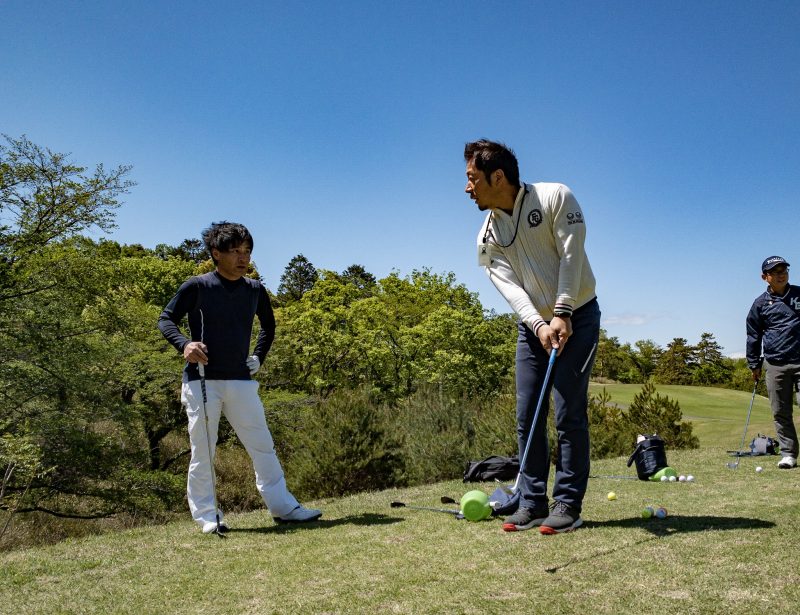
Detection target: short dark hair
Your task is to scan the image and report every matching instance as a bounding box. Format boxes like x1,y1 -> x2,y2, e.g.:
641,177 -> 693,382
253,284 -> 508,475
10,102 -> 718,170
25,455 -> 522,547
202,222 -> 253,264
464,139 -> 520,188
464,139 -> 519,187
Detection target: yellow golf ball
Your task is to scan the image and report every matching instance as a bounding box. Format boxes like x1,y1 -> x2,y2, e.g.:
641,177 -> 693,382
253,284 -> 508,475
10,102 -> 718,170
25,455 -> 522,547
607,491 -> 617,501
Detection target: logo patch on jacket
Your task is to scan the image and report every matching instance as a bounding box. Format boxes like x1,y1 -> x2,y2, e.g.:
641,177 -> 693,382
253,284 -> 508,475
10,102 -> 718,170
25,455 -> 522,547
528,209 -> 543,227
567,211 -> 584,225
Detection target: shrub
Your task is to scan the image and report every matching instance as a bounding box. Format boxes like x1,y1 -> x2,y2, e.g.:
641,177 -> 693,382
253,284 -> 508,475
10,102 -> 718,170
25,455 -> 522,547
624,381 -> 699,449
287,388 -> 407,499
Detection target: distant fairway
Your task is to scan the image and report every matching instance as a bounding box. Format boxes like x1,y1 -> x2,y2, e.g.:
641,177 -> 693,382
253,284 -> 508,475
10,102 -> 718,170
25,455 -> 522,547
589,383 -> 774,448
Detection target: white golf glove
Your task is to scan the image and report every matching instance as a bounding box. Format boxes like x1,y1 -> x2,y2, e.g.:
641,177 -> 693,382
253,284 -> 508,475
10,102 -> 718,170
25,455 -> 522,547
246,355 -> 261,375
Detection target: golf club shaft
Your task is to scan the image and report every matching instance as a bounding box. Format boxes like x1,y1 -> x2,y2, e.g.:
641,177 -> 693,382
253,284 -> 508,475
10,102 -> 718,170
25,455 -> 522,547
198,361 -> 224,535
737,379 -> 759,452
391,502 -> 460,516
513,347 -> 558,491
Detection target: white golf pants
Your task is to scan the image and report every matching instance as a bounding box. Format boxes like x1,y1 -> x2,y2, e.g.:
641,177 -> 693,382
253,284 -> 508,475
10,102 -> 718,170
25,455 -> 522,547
181,379 -> 299,527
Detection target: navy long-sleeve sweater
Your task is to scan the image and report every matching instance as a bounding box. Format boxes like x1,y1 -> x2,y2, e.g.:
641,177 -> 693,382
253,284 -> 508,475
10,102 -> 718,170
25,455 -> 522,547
746,284 -> 800,369
158,271 -> 275,381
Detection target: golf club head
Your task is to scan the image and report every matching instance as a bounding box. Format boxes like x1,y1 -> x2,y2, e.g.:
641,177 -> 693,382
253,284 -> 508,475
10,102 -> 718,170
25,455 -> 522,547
390,501 -> 405,508
726,461 -> 740,470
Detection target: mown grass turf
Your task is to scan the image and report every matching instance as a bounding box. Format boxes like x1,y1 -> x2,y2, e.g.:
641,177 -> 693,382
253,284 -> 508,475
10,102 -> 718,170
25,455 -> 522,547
3,386 -> 798,614
590,383 -> 773,447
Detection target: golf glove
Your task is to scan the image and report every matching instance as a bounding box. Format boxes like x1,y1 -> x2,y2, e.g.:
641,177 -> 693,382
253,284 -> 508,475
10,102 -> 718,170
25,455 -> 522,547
246,355 -> 261,375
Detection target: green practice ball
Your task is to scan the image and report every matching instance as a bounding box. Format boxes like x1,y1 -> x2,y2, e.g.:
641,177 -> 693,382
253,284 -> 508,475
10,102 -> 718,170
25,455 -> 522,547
641,506 -> 654,519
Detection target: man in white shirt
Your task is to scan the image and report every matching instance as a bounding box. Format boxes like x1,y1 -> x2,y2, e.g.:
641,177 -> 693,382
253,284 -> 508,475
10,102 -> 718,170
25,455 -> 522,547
465,139 -> 600,534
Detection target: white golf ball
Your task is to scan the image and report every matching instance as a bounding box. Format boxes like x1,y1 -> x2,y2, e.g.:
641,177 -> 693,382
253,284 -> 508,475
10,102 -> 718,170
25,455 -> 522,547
678,475 -> 686,482
668,475 -> 677,482
756,466 -> 763,473
660,475 -> 668,482
686,475 -> 695,482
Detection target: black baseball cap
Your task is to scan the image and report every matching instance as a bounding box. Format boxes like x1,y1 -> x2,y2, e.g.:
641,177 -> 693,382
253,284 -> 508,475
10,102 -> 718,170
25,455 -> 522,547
762,256 -> 790,273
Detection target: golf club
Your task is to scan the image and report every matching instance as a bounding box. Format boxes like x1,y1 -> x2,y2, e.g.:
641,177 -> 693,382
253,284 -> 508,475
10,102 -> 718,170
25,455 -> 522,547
196,309 -> 225,538
588,474 -> 638,481
390,501 -> 464,519
512,347 -> 558,492
726,379 -> 759,470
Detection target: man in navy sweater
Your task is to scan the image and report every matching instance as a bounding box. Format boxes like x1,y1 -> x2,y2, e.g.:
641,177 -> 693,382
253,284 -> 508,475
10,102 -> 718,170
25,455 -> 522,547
159,222 -> 321,533
746,256 -> 800,469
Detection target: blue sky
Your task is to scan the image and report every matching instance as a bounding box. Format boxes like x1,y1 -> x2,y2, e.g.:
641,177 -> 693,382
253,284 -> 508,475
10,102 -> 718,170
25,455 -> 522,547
2,1 -> 799,357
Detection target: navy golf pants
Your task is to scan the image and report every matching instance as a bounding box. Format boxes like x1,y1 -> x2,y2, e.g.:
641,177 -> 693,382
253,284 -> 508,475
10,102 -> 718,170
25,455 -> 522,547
516,299 -> 600,513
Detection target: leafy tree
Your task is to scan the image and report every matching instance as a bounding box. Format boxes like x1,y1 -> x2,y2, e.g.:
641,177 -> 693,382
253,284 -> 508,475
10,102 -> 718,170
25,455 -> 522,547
653,337 -> 696,385
277,254 -> 318,302
0,134 -> 133,272
692,332 -> 734,386
154,238 -> 209,263
593,329 -> 640,382
631,339 -> 663,381
341,264 -> 377,296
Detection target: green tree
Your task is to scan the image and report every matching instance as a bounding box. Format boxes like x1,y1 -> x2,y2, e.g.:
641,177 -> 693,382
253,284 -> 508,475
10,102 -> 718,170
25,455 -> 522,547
277,254 -> 318,302
692,332 -> 734,386
631,339 -> 663,381
653,337 -> 696,385
624,381 -> 699,449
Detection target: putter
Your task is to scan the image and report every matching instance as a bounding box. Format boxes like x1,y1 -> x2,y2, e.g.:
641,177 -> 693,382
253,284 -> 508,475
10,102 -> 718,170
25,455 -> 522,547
512,347 -> 558,493
198,361 -> 225,538
390,501 -> 464,519
726,379 -> 760,470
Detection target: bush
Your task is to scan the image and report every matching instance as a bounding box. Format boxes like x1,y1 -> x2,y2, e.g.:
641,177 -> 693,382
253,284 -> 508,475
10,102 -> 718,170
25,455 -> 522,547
287,388 -> 407,499
624,381 -> 699,449
588,388 -> 637,460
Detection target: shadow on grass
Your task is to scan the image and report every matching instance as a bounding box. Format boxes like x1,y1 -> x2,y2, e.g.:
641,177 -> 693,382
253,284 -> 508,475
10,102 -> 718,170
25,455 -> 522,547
227,513 -> 404,535
584,514 -> 775,534
544,515 -> 775,574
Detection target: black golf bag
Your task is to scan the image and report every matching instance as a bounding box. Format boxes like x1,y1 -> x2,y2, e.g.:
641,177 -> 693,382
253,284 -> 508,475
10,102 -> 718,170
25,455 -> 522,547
626,434 -> 668,481
463,455 -> 520,483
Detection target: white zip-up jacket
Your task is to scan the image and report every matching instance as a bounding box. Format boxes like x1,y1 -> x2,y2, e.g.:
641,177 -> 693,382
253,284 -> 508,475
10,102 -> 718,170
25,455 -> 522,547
477,182 -> 596,336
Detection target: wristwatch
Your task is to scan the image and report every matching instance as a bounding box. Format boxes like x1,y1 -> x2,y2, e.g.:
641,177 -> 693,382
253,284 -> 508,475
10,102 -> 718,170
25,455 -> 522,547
553,311 -> 571,318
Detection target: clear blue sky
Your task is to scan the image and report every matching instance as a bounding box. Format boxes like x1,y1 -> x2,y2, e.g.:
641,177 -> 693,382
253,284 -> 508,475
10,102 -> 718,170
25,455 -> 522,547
3,1 -> 799,357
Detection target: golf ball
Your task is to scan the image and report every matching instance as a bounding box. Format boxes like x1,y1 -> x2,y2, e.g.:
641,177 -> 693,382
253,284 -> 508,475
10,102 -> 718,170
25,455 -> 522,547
607,491 -> 617,501
641,506 -> 654,519
686,475 -> 695,482
655,507 -> 668,519
660,475 -> 668,482
756,466 -> 763,473
668,475 -> 677,482
678,475 -> 686,482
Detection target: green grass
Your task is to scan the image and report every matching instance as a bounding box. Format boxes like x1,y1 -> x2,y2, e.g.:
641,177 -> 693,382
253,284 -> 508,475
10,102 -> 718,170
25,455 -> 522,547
3,385 -> 799,614
590,383 -> 773,447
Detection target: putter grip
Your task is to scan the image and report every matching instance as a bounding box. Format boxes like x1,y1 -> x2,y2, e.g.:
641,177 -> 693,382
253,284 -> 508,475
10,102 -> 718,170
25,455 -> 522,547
198,363 -> 205,377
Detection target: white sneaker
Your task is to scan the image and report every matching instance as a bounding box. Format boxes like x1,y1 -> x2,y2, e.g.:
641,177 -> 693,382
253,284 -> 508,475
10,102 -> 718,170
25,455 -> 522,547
273,505 -> 322,523
777,456 -> 797,469
202,521 -> 229,534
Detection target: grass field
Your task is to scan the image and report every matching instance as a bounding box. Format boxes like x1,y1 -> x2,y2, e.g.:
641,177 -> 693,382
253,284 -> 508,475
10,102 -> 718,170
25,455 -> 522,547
589,383 -> 774,447
3,386 -> 799,614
